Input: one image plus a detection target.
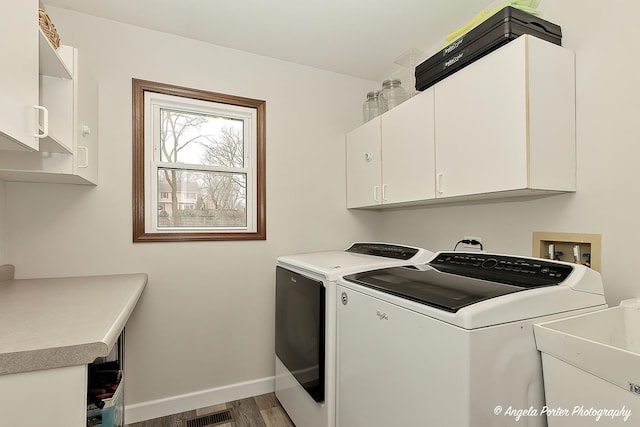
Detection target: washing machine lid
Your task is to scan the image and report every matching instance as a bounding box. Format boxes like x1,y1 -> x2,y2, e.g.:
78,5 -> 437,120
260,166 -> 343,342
340,252 -> 607,329
277,242 -> 433,281
342,252 -> 575,313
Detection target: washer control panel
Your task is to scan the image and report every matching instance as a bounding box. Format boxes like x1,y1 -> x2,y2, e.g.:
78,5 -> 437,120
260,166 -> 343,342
429,252 -> 574,287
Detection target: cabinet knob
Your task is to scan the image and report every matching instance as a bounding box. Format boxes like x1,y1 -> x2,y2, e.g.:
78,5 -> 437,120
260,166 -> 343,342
81,124 -> 91,137
364,153 -> 373,162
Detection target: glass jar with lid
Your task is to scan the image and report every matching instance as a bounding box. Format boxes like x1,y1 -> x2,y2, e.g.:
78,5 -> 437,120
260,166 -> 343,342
379,79 -> 409,113
362,90 -> 382,123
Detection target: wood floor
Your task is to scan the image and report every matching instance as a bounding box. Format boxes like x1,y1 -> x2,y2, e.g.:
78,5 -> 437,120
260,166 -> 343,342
125,392 -> 295,427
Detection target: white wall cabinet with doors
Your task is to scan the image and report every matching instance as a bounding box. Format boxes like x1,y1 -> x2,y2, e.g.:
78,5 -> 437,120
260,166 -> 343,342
0,1 -> 73,152
0,44 -> 98,185
346,34 -> 575,209
434,34 -> 575,199
346,87 -> 435,209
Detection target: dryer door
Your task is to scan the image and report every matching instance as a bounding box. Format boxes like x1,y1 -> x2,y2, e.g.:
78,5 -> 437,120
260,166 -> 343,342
275,266 -> 325,402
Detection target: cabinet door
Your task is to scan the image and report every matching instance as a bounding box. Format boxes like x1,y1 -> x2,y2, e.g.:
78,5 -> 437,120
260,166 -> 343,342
0,365 -> 87,426
74,48 -> 98,184
381,87 -> 435,204
346,118 -> 382,208
0,0 -> 39,151
435,36 -> 528,198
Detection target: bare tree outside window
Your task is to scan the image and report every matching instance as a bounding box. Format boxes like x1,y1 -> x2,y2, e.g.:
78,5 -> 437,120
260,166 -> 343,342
132,79 -> 266,242
157,109 -> 247,228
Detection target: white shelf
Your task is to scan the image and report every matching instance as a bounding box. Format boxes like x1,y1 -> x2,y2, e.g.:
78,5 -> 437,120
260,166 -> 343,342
37,130 -> 73,154
39,29 -> 72,79
0,169 -> 94,185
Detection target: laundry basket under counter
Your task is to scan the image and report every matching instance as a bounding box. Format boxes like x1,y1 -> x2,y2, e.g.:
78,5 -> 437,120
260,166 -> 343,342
534,299 -> 640,426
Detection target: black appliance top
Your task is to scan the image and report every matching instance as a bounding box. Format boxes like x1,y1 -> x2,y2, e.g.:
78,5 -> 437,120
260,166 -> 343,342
342,252 -> 574,313
345,243 -> 420,260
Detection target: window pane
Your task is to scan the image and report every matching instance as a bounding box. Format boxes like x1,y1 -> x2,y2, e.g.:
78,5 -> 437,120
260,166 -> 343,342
157,168 -> 247,228
160,109 -> 244,167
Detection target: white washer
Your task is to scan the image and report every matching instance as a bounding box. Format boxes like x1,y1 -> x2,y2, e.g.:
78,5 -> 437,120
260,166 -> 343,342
275,243 -> 433,427
336,251 -> 607,427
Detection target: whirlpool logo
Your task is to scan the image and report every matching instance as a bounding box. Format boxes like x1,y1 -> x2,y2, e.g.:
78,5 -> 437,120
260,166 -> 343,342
376,310 -> 389,320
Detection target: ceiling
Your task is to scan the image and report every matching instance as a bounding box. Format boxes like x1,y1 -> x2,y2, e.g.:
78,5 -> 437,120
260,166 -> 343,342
43,0 -> 491,82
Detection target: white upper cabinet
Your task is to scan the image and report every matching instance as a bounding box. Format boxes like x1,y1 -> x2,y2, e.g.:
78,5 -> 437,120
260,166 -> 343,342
382,88 -> 435,205
346,88 -> 436,209
434,35 -> 575,199
0,2 -> 73,152
0,5 -> 98,185
346,34 -> 575,209
0,0 -> 40,151
0,45 -> 98,185
346,117 -> 382,208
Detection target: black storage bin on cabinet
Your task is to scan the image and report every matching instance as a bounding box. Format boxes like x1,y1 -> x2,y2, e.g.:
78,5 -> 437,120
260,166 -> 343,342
415,6 -> 562,91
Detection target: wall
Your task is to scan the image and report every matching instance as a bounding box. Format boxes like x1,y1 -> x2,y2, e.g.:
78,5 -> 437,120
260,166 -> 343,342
6,7 -> 381,421
0,181 -> 7,265
378,0 -> 640,306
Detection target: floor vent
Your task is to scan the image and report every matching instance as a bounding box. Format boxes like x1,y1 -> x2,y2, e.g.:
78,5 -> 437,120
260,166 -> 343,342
185,408 -> 235,427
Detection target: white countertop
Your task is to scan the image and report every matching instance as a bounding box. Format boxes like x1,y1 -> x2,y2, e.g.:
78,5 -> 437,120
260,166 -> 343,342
0,266 -> 147,375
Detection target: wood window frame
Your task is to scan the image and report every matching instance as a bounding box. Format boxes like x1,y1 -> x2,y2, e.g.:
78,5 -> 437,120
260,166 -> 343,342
132,79 -> 266,242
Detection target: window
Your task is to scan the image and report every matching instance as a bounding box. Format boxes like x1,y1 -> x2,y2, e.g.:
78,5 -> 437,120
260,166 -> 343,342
133,79 -> 266,242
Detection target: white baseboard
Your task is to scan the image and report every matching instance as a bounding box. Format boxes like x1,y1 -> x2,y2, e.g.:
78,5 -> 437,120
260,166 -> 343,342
124,376 -> 275,424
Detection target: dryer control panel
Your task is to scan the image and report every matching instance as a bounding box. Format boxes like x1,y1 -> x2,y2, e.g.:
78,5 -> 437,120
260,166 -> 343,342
429,252 -> 574,287
346,243 -> 420,260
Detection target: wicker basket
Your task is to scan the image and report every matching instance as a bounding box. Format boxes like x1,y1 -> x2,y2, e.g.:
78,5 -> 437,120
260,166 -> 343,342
38,8 -> 60,49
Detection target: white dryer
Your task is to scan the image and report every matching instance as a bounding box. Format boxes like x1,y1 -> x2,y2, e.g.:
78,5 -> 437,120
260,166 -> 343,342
336,251 -> 607,427
275,243 -> 433,427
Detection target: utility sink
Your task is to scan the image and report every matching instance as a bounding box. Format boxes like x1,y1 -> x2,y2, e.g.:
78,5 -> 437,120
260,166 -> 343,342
534,299 -> 640,426
535,299 -> 640,391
